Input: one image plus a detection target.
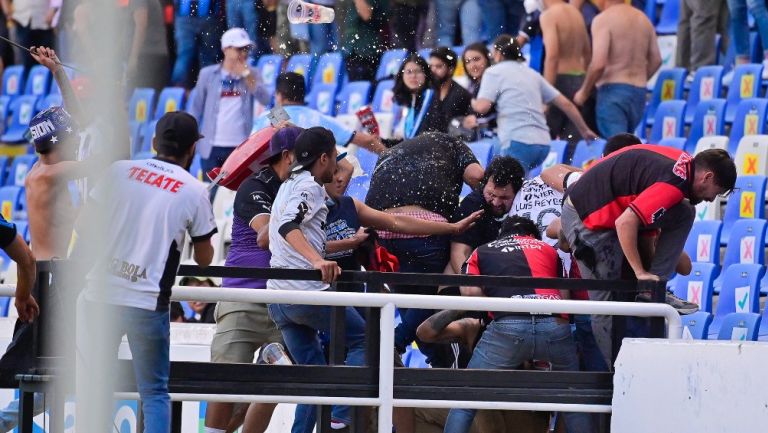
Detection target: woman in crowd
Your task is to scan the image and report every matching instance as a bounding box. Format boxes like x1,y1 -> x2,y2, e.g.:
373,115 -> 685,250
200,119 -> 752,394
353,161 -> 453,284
392,53 -> 444,138
450,42 -> 497,141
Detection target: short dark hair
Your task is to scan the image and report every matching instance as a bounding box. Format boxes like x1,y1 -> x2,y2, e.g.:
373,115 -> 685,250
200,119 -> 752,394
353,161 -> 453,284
603,133 -> 642,156
392,53 -> 434,106
499,215 -> 541,239
276,72 -> 306,103
482,156 -> 524,193
694,149 -> 737,194
493,34 -> 525,62
429,46 -> 459,70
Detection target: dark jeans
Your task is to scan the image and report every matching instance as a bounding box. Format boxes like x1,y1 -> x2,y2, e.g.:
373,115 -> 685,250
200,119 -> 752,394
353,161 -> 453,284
12,22 -> 54,70
391,3 -> 428,51
478,0 -> 525,41
171,16 -> 224,88
547,73 -> 596,162
379,235 -> 449,361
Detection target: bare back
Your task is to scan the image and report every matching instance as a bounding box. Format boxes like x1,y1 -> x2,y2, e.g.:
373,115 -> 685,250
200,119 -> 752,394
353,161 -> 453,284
25,162 -> 77,260
594,4 -> 660,88
542,3 -> 591,74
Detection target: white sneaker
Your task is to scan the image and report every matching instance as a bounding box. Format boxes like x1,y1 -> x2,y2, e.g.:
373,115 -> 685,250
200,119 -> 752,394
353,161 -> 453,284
722,69 -> 735,87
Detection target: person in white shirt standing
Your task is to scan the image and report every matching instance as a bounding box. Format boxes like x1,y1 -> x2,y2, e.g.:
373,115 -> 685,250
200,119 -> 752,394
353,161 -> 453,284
187,27 -> 271,188
267,127 -> 363,433
3,0 -> 56,69
76,112 -> 217,433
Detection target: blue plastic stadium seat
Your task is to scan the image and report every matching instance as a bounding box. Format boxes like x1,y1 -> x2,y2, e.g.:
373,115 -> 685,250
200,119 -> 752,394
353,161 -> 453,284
128,87 -> 156,128
286,54 -> 314,89
371,79 -> 396,113
355,149 -> 378,175
0,186 -> 24,222
418,48 -> 431,61
659,137 -> 687,150
185,87 -> 197,112
720,176 -> 767,243
2,65 -> 25,97
153,87 -> 185,120
337,81 -> 372,115
36,93 -> 63,112
0,95 -> 11,135
716,218 -> 767,292
683,220 -> 723,268
709,263 -> 764,338
649,100 -> 687,142
681,311 -> 713,340
725,64 -> 763,123
655,0 -> 680,34
647,69 -> 686,124
140,120 -> 158,153
6,155 -> 37,187
672,263 -> 717,313
758,306 -> 768,340
0,95 -> 39,143
256,54 -> 284,93
570,138 -> 606,167
13,219 -> 28,242
529,139 -> 567,177
728,98 -> 768,148
468,139 -> 495,168
0,156 -> 9,186
686,66 -> 724,124
717,312 -> 761,341
312,52 -> 345,93
23,65 -> 51,97
189,154 -> 203,182
686,98 -> 726,152
306,83 -> 338,116
345,175 -> 371,202
377,49 -> 407,80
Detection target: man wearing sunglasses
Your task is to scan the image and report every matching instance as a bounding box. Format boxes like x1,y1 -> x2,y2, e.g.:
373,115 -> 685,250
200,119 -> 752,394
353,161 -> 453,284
187,27 -> 272,181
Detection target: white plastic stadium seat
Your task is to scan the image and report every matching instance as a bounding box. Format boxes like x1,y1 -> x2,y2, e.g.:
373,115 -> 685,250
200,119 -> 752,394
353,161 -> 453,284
694,135 -> 729,155
734,135 -> 768,176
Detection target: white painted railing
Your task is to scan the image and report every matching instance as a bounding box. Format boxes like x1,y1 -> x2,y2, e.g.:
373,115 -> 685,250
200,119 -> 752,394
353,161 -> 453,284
1,281 -> 679,431
162,285 -> 682,431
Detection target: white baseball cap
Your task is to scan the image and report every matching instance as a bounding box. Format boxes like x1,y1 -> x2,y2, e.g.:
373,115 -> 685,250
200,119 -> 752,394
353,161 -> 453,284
221,28 -> 253,49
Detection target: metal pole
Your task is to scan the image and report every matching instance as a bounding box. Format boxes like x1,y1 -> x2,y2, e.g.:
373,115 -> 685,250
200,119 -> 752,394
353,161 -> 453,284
378,303 -> 395,433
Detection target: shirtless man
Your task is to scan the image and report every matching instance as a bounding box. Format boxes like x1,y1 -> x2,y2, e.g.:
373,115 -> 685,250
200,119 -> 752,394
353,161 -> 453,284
540,0 -> 594,153
24,46 -> 103,260
573,0 -> 661,138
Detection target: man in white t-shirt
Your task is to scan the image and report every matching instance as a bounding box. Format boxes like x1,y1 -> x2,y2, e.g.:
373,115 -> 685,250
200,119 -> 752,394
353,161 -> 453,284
267,127 -> 366,433
77,112 -> 217,433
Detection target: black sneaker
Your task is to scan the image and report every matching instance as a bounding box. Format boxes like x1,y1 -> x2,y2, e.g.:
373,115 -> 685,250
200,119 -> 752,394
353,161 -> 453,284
636,291 -> 699,315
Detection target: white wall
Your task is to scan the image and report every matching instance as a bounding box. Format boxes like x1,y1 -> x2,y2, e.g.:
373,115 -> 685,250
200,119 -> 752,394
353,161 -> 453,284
612,338 -> 768,432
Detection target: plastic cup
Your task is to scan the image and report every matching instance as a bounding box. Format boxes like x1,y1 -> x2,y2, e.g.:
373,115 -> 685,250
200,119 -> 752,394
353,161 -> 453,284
261,342 -> 293,365
287,0 -> 335,24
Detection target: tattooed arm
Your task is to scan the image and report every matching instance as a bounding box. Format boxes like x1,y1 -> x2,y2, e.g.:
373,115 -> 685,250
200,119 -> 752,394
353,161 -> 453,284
417,310 -> 474,344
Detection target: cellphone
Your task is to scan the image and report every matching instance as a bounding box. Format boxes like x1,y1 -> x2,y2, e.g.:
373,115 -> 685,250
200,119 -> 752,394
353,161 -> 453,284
268,106 -> 291,127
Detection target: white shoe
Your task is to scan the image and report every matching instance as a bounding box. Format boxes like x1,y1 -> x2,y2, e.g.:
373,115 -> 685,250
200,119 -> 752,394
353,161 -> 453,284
722,69 -> 735,87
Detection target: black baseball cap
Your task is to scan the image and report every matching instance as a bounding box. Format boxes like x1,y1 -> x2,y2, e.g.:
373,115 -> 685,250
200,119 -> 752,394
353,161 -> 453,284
154,111 -> 204,156
291,126 -> 346,172
260,125 -> 305,164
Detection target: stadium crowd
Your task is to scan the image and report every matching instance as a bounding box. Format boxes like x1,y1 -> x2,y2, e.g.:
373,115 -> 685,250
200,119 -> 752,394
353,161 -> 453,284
0,0 -> 748,432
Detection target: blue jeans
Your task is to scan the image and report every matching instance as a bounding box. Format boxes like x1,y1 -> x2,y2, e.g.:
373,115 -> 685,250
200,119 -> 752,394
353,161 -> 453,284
444,317 -> 593,433
595,83 -> 646,139
435,0 -> 484,46
203,146 -> 237,200
728,0 -> 768,59
379,236 -> 449,360
171,16 -> 224,87
499,141 -> 550,174
226,0 -> 258,42
268,303 -> 367,433
308,21 -> 337,55
572,315 -> 609,372
477,0 -> 524,41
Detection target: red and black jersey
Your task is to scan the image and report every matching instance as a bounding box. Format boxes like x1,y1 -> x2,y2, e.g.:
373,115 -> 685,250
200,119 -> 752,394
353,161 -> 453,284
565,145 -> 693,230
465,235 -> 564,319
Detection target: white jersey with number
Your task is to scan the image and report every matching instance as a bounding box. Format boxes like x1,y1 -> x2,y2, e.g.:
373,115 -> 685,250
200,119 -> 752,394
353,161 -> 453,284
85,158 -> 217,311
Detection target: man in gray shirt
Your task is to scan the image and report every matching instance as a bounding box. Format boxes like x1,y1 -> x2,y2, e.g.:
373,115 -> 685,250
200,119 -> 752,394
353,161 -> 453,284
267,127 -> 366,433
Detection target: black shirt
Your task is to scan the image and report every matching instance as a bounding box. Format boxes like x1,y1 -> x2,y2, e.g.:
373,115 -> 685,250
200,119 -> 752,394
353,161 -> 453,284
0,217 -> 16,249
451,189 -> 504,249
365,133 -> 479,219
325,196 -> 361,271
424,81 -> 472,134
